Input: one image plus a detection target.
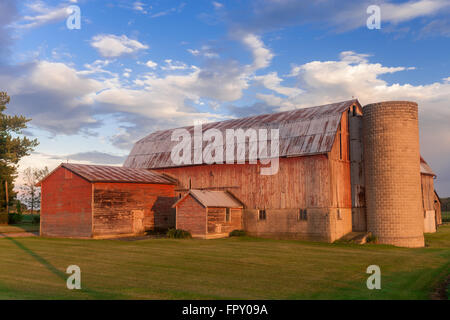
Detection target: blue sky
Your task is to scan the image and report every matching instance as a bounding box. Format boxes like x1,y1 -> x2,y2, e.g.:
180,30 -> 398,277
0,0 -> 449,195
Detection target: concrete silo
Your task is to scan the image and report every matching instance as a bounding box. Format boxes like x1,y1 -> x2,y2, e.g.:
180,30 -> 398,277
363,101 -> 424,247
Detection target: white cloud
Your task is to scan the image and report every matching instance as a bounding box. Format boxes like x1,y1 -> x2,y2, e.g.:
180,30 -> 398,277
90,34 -> 149,58
15,1 -> 69,29
151,3 -> 186,18
78,59 -> 115,76
381,0 -> 450,24
133,1 -> 150,14
187,49 -> 200,56
0,61 -> 103,134
161,59 -> 190,71
212,2 -> 224,9
187,46 -> 219,58
241,33 -> 273,71
145,60 -> 158,68
254,72 -> 302,97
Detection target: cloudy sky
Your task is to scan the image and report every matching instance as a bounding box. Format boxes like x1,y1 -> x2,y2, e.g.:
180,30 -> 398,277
0,0 -> 449,195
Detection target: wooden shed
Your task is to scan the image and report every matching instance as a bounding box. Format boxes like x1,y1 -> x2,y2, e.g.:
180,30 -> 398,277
173,189 -> 244,239
38,163 -> 177,238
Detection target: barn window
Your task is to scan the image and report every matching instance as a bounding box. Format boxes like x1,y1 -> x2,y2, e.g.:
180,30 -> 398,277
225,208 -> 231,222
337,209 -> 343,220
298,209 -> 307,221
65,170 -> 72,180
258,209 -> 266,221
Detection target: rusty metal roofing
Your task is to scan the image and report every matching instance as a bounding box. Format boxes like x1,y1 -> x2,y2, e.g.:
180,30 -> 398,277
173,189 -> 244,208
420,157 -> 436,176
38,163 -> 176,185
124,99 -> 360,169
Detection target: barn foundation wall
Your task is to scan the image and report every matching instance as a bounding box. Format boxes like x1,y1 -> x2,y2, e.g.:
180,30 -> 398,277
243,208 -> 352,242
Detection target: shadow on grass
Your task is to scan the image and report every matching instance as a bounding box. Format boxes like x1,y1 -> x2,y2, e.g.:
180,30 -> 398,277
0,223 -> 39,234
0,233 -> 120,299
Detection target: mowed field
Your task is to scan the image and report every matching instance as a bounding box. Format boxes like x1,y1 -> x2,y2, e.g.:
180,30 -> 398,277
0,226 -> 449,300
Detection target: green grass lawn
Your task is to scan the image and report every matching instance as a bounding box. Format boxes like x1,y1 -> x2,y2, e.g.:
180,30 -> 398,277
0,224 -> 39,234
0,226 -> 449,300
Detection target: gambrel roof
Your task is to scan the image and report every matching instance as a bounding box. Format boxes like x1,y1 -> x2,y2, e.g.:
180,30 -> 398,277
124,99 -> 361,169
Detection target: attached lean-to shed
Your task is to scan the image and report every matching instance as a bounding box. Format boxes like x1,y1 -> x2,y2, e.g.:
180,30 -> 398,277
173,189 -> 244,239
38,163 -> 177,238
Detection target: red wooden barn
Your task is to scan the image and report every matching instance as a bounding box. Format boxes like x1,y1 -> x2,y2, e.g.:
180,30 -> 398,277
37,163 -> 177,238
173,189 -> 244,239
123,99 -> 442,247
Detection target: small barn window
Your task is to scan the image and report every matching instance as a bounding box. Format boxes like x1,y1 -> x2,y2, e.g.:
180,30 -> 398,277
298,209 -> 307,221
225,208 -> 231,222
258,209 -> 266,221
337,209 -> 343,220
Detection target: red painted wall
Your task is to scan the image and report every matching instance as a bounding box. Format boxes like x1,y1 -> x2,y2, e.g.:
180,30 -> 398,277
40,167 -> 93,238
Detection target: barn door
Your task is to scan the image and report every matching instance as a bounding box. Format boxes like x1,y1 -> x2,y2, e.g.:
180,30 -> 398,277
132,210 -> 145,234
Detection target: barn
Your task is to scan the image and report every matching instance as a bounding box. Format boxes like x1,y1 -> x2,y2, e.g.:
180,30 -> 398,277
173,189 -> 244,239
38,99 -> 441,247
38,163 -> 177,238
124,99 -> 442,247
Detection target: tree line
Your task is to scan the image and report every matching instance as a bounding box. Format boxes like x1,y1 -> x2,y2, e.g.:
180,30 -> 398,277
440,197 -> 450,212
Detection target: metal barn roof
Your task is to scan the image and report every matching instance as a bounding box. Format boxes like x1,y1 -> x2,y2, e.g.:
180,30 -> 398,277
124,99 -> 361,169
37,163 -> 176,186
173,189 -> 244,208
420,157 -> 436,176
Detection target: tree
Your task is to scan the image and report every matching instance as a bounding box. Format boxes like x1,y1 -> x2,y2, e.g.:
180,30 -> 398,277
0,92 -> 39,213
21,167 -> 49,214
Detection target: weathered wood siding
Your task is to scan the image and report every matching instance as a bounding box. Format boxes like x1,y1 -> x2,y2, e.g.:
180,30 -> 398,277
92,182 -> 176,237
207,207 -> 242,234
175,195 -> 206,236
328,110 -> 352,209
421,174 -> 440,231
434,192 -> 442,225
421,174 -> 435,211
157,155 -> 331,210
327,112 -> 353,237
40,167 -> 93,238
